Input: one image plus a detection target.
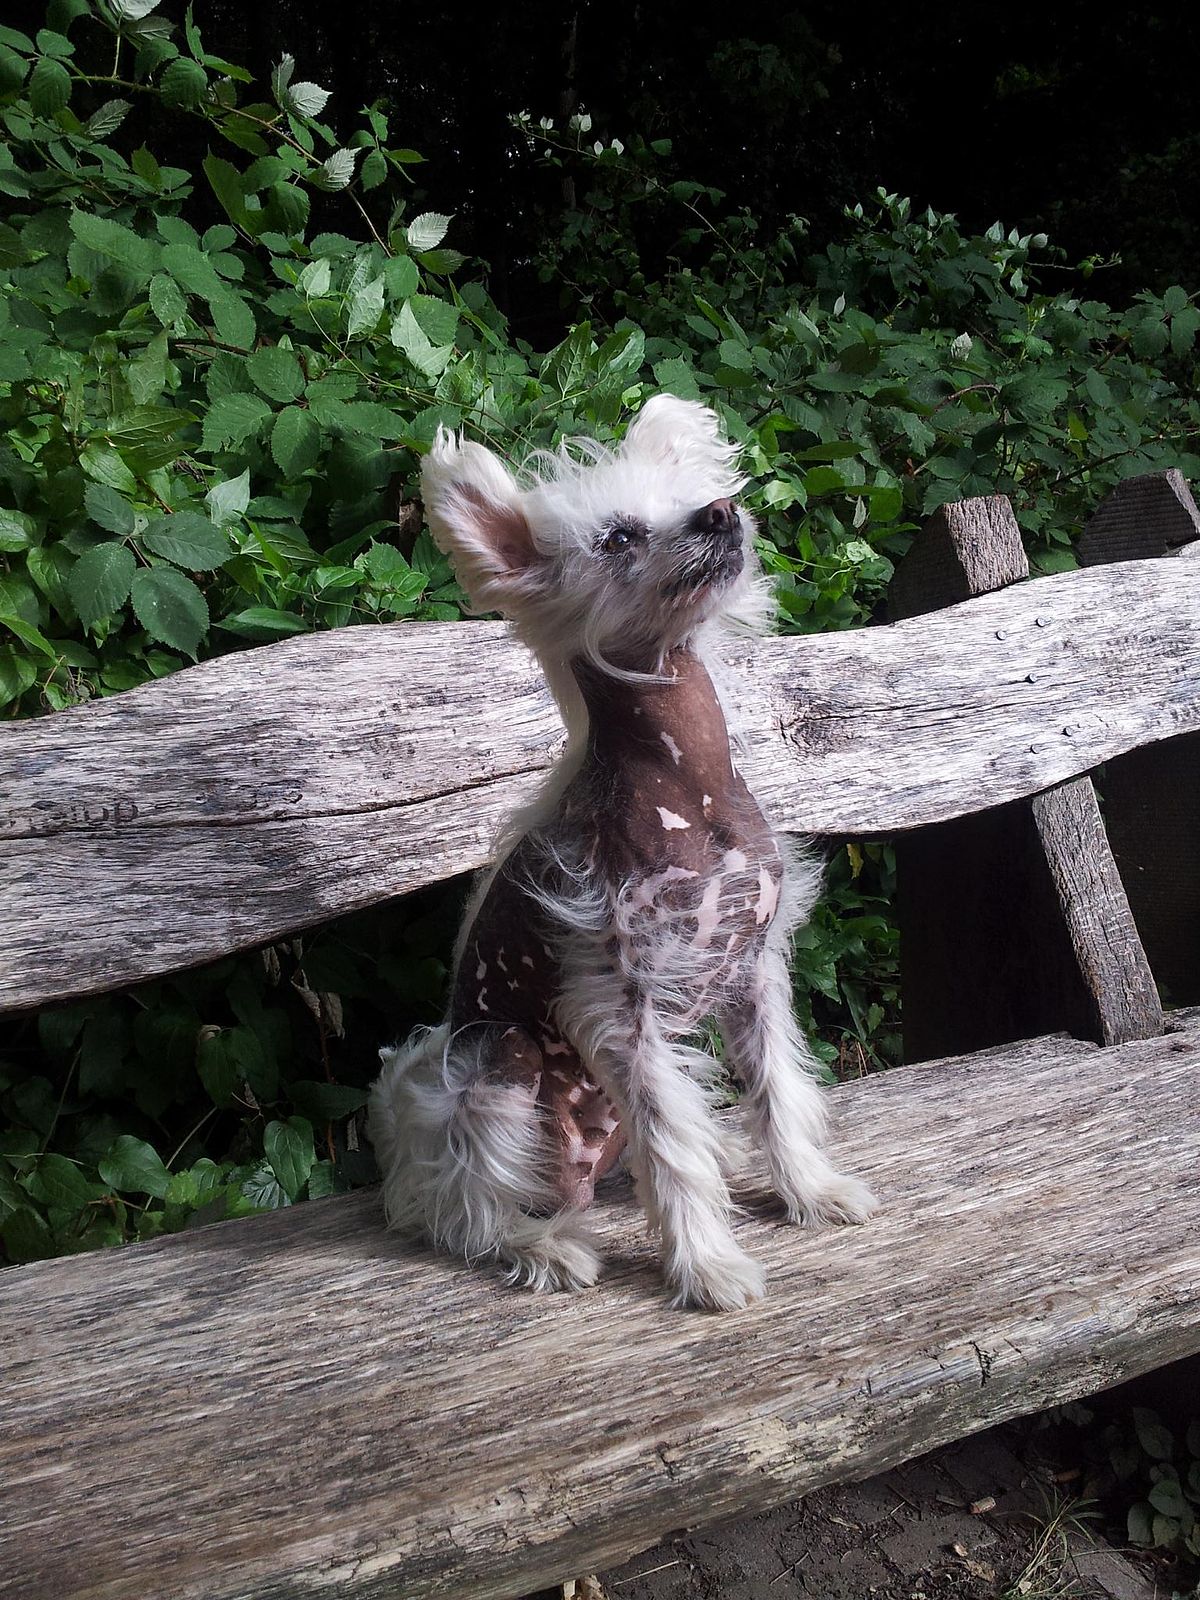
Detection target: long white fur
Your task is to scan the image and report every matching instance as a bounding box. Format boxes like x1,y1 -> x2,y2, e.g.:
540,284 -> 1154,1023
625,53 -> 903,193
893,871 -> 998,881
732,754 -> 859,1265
369,396 -> 876,1308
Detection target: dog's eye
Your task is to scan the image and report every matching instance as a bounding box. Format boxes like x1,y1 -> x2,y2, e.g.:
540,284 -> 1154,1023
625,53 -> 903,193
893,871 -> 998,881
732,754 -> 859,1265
599,521 -> 646,556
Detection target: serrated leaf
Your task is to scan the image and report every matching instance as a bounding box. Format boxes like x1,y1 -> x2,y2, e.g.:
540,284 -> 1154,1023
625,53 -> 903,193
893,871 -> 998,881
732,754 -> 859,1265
69,209 -> 161,277
83,482 -> 136,536
99,1135 -> 170,1199
246,346 -> 305,403
130,565 -> 208,653
0,509 -> 35,552
298,257 -> 332,297
289,1080 -> 370,1120
264,1117 -> 315,1201
29,54 -> 71,116
142,512 -> 230,570
270,53 -> 295,103
311,148 -> 358,192
203,153 -> 249,231
148,271 -> 186,327
406,211 -> 451,252
408,293 -> 459,347
347,274 -> 385,338
68,542 -> 135,627
159,55 -> 208,109
109,0 -> 163,18
284,79 -> 330,118
206,469 -> 251,524
390,302 -> 452,378
85,98 -> 131,138
1134,1408 -> 1176,1462
208,288 -> 256,350
201,392 -> 271,452
271,407 -> 321,477
360,149 -> 387,190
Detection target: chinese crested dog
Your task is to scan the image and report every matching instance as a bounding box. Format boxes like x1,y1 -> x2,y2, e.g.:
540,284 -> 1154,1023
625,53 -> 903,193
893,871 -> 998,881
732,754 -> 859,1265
368,395 -> 876,1310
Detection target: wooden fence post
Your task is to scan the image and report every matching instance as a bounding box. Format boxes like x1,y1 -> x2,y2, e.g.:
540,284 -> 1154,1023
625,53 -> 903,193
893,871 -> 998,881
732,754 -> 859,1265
888,494 -> 1163,1062
1076,469 -> 1200,1006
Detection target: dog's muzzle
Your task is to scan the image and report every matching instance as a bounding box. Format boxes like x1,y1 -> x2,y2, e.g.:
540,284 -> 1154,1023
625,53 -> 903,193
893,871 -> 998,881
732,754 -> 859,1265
687,498 -> 745,584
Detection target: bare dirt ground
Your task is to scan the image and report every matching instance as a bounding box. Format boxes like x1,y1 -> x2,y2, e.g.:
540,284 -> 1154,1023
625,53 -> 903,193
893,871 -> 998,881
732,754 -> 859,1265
527,1423 -> 1170,1600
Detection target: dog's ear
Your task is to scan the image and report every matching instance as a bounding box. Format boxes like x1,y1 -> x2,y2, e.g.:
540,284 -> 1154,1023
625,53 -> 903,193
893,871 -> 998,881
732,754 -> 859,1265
619,394 -> 738,478
421,429 -> 542,613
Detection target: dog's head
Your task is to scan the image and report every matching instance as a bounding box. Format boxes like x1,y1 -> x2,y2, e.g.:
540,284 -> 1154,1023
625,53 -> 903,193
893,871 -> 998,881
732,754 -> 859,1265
421,395 -> 769,671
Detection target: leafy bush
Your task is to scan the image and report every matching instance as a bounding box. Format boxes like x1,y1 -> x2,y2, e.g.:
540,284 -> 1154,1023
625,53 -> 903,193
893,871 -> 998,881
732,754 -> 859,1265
2,3 -> 1198,1263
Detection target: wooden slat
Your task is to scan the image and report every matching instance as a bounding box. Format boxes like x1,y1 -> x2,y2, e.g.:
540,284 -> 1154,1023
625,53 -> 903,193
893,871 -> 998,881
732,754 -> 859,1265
889,493 -> 1162,1061
3,556 -> 1199,1010
3,1013 -> 1199,1600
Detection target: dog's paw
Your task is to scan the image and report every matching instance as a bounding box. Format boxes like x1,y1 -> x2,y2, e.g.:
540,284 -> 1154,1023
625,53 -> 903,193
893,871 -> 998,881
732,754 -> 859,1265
777,1166 -> 879,1228
501,1223 -> 603,1293
668,1241 -> 767,1312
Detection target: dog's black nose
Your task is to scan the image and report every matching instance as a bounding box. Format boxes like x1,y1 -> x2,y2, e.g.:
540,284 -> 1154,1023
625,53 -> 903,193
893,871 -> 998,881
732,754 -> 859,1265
699,498 -> 738,537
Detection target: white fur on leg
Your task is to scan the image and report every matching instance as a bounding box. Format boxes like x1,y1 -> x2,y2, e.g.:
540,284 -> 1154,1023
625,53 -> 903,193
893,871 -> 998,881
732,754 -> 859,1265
367,1026 -> 602,1292
567,999 -> 766,1311
722,950 -> 879,1227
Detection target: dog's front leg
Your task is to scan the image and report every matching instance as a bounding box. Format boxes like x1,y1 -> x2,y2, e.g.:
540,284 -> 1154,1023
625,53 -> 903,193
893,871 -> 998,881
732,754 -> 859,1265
569,994 -> 766,1311
720,943 -> 878,1227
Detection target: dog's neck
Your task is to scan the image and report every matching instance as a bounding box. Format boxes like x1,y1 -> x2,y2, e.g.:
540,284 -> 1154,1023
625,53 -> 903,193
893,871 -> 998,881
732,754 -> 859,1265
571,648 -> 736,788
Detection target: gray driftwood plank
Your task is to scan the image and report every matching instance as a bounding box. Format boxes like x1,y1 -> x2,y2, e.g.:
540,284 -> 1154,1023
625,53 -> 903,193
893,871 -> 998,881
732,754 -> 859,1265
2,1012 -> 1199,1600
3,556 -> 1199,1009
889,492 -> 1161,1060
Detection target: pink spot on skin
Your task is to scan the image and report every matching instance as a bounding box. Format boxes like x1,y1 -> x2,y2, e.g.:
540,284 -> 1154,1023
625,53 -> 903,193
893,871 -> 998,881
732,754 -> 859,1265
755,866 -> 780,924
660,731 -> 682,764
543,1039 -> 572,1056
508,980 -> 520,991
496,948 -> 508,973
723,848 -> 748,872
475,958 -> 486,980
521,955 -> 534,968
477,988 -> 489,1012
657,807 -> 690,831
692,877 -> 723,950
702,794 -> 713,814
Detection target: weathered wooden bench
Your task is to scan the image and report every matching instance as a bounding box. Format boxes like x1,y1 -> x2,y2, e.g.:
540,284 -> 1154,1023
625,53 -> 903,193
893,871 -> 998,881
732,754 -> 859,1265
2,472 -> 1199,1600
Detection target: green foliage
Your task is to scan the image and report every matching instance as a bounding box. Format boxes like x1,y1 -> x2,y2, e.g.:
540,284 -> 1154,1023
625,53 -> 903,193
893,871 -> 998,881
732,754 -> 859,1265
1115,1408 -> 1200,1563
2,4 -> 1198,1263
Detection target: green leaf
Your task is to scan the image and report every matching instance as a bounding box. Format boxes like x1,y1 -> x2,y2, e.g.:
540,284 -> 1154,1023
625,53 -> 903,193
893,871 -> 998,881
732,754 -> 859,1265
99,1135 -> 170,1199
216,607 -> 309,640
270,407 -> 321,477
201,392 -> 271,452
206,469 -> 251,524
264,1117 -> 315,1201
1149,1477 -> 1188,1519
209,288 -> 256,350
407,212 -> 450,252
84,482 -> 136,537
69,209 -> 161,278
130,566 -> 209,654
28,54 -> 71,116
203,153 -> 249,231
68,542 -> 136,627
289,1080 -> 370,1121
390,302 -> 452,378
85,98 -> 131,138
409,293 -> 459,347
26,1154 -> 102,1212
142,512 -> 230,570
80,441 -> 138,496
312,148 -> 358,191
0,509 -> 35,552
347,275 -> 385,338
360,149 -> 387,190
1134,1408 -> 1176,1462
1,614 -> 56,659
159,55 -> 208,109
0,646 -> 37,707
149,272 -> 186,327
247,346 -> 306,403
2,1207 -> 53,1265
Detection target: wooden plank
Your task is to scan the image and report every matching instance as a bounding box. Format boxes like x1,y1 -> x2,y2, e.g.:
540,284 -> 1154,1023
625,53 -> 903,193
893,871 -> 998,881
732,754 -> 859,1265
1077,471 -> 1200,1006
2,556 -> 1199,1010
889,495 -> 1161,1061
3,1013 -> 1199,1600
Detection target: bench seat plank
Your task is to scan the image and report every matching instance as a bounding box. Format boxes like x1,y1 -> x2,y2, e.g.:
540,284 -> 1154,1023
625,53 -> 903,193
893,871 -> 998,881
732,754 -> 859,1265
3,1012 -> 1199,1600
2,555 -> 1199,1010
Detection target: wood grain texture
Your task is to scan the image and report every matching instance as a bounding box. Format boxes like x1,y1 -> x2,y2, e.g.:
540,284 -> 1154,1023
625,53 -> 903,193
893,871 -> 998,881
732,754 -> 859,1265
888,493 -> 1161,1061
1077,473 -> 1200,1007
3,556 -> 1199,1010
3,1012 -> 1199,1600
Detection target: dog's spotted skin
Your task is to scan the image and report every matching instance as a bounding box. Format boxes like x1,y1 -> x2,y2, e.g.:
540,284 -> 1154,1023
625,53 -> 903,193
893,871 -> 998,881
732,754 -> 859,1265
451,648 -> 783,1207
